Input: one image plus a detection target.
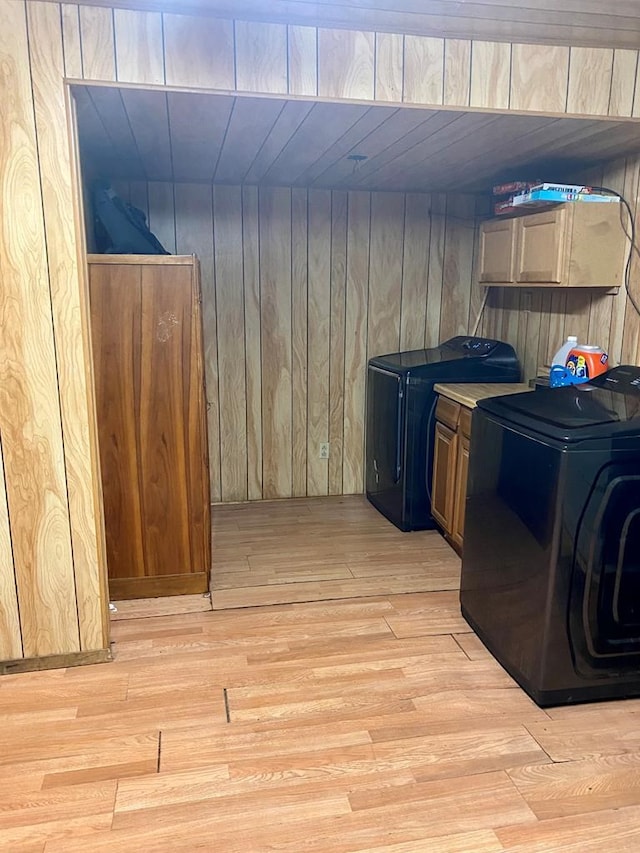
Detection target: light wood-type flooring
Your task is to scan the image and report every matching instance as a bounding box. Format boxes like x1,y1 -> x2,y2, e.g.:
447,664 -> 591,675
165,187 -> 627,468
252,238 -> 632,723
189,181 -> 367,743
4,497 -> 640,850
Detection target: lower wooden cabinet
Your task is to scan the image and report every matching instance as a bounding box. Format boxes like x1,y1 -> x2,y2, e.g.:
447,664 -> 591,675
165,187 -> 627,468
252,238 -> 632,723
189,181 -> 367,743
432,397 -> 472,554
88,254 -> 211,600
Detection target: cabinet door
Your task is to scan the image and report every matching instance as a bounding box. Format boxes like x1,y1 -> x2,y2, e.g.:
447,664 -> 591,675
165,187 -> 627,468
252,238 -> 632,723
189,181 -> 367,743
479,218 -> 518,283
516,208 -> 569,284
431,422 -> 457,533
452,434 -> 470,551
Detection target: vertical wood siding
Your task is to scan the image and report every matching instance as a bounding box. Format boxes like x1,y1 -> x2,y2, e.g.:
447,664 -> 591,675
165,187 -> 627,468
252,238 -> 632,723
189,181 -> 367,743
117,181 -> 477,500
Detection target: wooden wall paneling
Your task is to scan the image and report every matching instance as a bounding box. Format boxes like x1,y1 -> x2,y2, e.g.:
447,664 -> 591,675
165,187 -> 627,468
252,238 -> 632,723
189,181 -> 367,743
609,50 -> 638,117
311,108 -> 435,190
522,290 -> 543,380
147,182 -> 176,252
375,32 -> 403,102
588,292 -> 616,355
317,28 -> 375,100
343,191 -> 370,495
403,35 -> 444,105
0,436 -> 21,660
400,193 -> 431,350
61,3 -> 83,78
510,43 -> 570,113
535,291 -> 553,371
481,287 -> 503,341
259,187 -> 293,499
297,106 -> 392,187
212,186 -> 248,502
120,89 -> 172,180
563,290 -> 593,352
621,157 -> 640,364
28,1 -> 108,651
168,93 -> 234,183
261,102 -> 366,186
173,182 -> 220,500
425,193 -> 446,348
1,0 -> 80,658
88,87 -> 145,176
291,187 -> 309,497
129,180 -> 149,217
328,191 -> 348,495
467,218 -> 487,339
89,263 -> 146,585
235,20 -> 288,94
356,111 -> 467,190
242,186 -> 263,501
546,290 -> 568,365
444,39 -> 471,107
138,264 -> 193,575
243,101 -> 315,184
214,98 -> 286,184
113,9 -> 164,85
367,192 -> 405,356
566,47 -> 613,115
79,4 -> 115,80
604,156 -> 636,364
307,189 -> 332,496
469,41 -> 511,109
439,194 -> 475,341
163,13 -> 235,89
288,25 -> 317,97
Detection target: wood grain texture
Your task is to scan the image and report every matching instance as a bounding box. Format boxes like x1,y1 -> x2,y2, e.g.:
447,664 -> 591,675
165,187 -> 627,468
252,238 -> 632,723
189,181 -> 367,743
318,27 -> 375,100
242,185 -> 263,501
329,191 -> 348,495
0,435 -> 21,660
89,257 -> 210,597
342,191 -> 370,496
375,31 -> 403,102
307,189 -> 332,496
147,181 -> 176,252
173,182 -> 221,502
609,49 -> 638,117
291,187 -> 309,497
163,13 -> 235,89
1,0 -> 79,658
79,4 -> 115,80
235,20 -> 287,94
260,187 -> 293,499
425,193 -> 447,347
114,9 -> 164,84
403,35 -> 444,105
567,47 -> 613,115
470,40 -> 511,109
213,185 -> 248,502
444,38 -> 471,107
288,24 -> 317,96
367,192 -> 405,357
61,3 -> 83,77
440,195 -> 476,341
401,193 -> 431,350
510,43 -> 570,112
27,0 -> 108,652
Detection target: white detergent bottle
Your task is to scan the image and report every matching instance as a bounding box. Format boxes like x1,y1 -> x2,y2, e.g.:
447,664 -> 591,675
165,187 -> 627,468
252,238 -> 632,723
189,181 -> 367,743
552,335 -> 578,368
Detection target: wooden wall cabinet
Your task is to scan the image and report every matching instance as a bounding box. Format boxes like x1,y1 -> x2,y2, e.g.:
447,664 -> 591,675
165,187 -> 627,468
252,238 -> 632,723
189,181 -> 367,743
88,255 -> 211,600
479,203 -> 627,287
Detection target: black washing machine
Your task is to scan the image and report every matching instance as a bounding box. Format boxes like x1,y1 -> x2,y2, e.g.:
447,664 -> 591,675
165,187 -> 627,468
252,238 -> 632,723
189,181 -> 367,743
460,365 -> 640,707
365,336 -> 520,531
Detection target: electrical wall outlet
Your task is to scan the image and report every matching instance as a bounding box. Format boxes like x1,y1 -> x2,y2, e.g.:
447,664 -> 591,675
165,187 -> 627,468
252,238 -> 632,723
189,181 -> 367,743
319,442 -> 330,459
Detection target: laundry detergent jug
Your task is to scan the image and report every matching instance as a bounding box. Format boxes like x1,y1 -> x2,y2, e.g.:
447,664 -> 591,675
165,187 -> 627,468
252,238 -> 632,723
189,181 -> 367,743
565,345 -> 608,380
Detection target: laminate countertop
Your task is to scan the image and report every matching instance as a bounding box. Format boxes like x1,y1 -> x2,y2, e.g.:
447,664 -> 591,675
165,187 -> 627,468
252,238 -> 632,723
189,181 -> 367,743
434,382 -> 533,409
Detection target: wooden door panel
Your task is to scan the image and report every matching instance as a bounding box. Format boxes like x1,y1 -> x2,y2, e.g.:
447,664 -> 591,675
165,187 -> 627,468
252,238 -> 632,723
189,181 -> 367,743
139,264 -> 192,577
89,264 -> 146,581
516,208 -> 568,284
479,217 -> 517,283
452,434 -> 470,551
431,421 -> 457,533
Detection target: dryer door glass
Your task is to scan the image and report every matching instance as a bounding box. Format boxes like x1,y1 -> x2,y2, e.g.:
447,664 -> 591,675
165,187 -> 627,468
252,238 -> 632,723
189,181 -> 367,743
572,462 -> 640,671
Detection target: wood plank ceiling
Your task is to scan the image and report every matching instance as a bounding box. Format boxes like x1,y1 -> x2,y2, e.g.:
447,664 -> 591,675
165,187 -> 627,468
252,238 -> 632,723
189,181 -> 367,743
75,85 -> 640,193
58,0 -> 640,49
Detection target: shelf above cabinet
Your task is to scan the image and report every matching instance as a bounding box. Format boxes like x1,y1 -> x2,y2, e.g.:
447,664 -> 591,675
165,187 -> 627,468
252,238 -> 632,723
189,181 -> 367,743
478,203 -> 627,289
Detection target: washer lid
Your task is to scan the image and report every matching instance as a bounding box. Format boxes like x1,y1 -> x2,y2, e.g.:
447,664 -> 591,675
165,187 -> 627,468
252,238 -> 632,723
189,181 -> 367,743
478,366 -> 640,442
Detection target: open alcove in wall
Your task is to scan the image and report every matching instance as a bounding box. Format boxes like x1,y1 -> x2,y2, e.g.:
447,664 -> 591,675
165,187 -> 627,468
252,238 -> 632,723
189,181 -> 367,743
73,84 -> 640,508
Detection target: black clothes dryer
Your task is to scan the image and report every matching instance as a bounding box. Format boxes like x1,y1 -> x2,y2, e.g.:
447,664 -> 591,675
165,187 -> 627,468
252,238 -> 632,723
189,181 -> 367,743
365,336 -> 520,531
460,365 -> 640,707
